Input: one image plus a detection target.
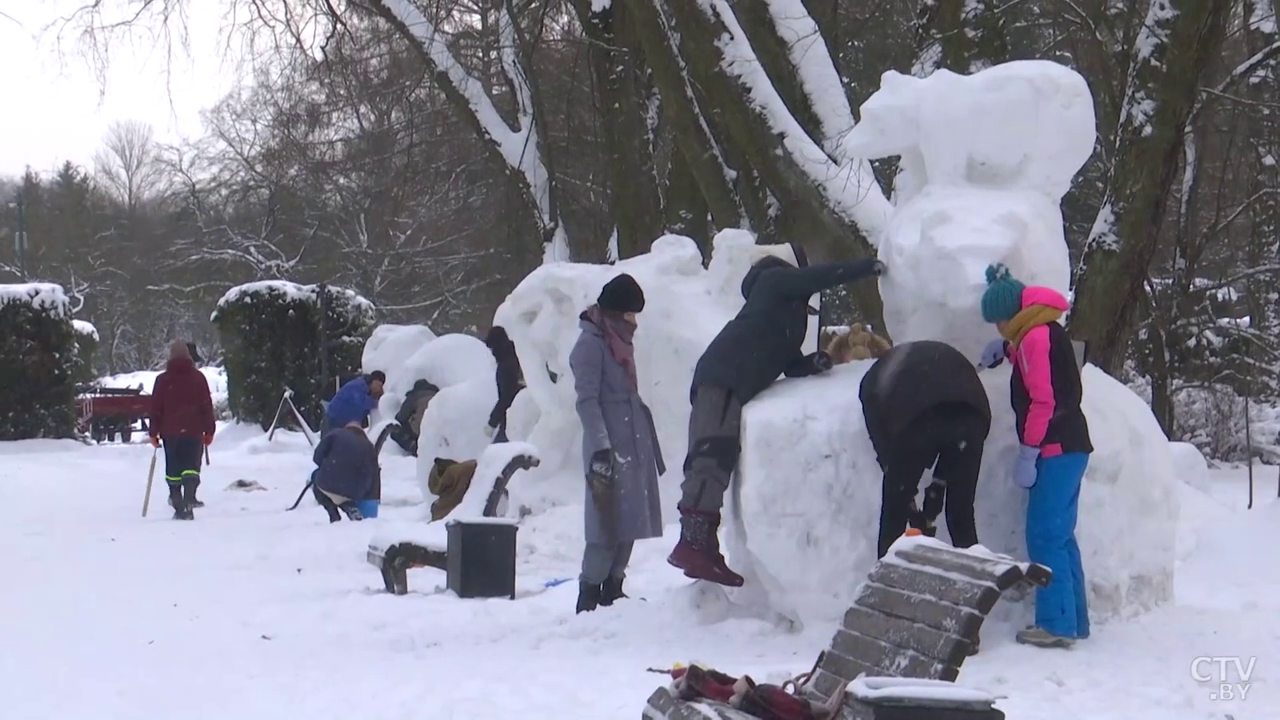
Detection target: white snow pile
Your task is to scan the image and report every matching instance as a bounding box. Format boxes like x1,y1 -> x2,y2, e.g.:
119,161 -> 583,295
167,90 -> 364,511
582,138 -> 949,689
844,60 -> 1096,361
491,230 -> 812,517
0,283 -> 72,318
71,320 -> 98,341
214,280 -> 373,315
361,324 -> 436,384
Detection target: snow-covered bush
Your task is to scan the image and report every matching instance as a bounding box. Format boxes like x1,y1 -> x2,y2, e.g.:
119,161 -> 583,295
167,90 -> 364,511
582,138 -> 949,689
0,284 -> 78,440
71,319 -> 98,383
212,281 -> 376,430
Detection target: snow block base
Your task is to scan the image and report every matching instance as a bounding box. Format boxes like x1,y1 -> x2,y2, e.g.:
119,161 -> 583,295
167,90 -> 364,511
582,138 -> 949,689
642,539 -> 1046,719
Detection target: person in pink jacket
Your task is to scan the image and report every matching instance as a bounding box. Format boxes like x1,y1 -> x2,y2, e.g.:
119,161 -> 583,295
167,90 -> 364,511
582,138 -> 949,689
979,263 -> 1093,648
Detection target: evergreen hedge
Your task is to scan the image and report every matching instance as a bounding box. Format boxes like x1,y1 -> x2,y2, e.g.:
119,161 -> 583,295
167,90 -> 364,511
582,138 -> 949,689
72,320 -> 98,384
0,284 -> 78,440
212,281 -> 376,430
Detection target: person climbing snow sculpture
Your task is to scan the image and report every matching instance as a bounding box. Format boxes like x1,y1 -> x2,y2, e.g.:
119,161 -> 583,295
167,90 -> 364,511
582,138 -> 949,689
149,340 -> 216,520
484,326 -> 524,443
310,421 -> 379,522
859,340 -> 991,559
670,246 -> 885,587
390,378 -> 439,455
324,371 -> 385,433
980,263 -> 1093,649
569,273 -> 666,614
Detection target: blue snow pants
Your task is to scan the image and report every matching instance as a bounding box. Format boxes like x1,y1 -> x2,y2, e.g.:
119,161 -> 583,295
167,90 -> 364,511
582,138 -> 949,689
1026,452 -> 1090,639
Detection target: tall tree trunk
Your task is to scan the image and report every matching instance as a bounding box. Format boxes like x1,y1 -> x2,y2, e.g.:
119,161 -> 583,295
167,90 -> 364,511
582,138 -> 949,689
1070,0 -> 1233,375
629,0 -> 748,231
570,0 -> 665,258
364,0 -> 570,262
663,145 -> 711,249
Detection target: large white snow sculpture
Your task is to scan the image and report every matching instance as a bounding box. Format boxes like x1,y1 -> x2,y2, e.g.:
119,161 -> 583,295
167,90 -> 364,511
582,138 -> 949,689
489,231 -> 813,515
844,60 -> 1096,361
730,59 -> 1177,630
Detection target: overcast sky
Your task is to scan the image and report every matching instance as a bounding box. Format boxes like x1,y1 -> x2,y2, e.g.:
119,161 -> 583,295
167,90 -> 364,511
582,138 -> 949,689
0,0 -> 240,180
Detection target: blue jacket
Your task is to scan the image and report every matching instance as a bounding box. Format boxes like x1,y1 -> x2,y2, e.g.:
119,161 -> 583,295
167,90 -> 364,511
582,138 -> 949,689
326,376 -> 378,429
312,426 -> 378,501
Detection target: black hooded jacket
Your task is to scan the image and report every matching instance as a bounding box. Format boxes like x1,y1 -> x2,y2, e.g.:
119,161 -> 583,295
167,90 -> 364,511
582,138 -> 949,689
691,256 -> 880,403
858,340 -> 992,461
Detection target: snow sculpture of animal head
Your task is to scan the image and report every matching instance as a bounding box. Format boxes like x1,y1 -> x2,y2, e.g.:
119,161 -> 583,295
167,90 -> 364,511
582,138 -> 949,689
843,60 -> 1097,360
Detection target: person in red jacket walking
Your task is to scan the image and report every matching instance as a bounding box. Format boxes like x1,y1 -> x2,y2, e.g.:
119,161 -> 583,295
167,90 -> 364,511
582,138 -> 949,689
149,340 -> 216,520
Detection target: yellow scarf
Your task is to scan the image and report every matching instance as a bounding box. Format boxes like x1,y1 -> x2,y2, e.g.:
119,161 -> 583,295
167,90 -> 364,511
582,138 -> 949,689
1001,304 -> 1063,347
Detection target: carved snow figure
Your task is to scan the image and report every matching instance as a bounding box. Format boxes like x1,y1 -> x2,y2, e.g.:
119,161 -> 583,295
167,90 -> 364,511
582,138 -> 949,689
843,60 -> 1096,361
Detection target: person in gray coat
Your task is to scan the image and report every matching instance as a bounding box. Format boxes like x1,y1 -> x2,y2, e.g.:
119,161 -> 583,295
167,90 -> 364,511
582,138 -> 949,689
569,273 -> 666,614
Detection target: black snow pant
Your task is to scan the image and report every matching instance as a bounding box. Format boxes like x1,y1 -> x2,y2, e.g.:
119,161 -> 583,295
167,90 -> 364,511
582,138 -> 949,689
163,435 -> 203,510
678,385 -> 743,514
876,404 -> 986,559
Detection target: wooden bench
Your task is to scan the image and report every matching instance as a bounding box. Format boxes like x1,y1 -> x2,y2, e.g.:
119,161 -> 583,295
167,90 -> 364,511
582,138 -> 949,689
643,539 -> 1051,719
367,452 -> 538,595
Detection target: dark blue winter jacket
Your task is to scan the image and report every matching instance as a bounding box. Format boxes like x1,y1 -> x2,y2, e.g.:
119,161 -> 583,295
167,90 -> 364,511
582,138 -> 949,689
325,376 -> 378,430
312,426 -> 378,501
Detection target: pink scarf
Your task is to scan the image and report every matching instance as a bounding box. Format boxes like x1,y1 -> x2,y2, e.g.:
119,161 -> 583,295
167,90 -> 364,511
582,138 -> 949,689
587,305 -> 638,392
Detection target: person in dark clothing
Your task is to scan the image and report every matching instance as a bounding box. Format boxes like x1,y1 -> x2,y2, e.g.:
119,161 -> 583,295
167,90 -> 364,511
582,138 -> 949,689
149,340 -> 216,520
859,340 -> 992,559
668,247 -> 885,586
389,378 -> 439,455
484,326 -> 525,442
311,422 -> 380,522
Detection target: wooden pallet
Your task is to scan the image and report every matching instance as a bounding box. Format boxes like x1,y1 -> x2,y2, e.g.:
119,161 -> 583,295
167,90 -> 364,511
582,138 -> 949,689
644,541 -> 1050,719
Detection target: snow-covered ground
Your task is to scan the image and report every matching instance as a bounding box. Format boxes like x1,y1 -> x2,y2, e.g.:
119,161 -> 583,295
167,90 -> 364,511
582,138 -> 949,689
1,425 -> 1276,720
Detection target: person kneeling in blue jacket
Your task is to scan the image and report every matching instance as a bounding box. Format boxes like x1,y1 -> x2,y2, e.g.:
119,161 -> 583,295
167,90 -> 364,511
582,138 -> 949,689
324,371 -> 386,433
311,421 -> 380,522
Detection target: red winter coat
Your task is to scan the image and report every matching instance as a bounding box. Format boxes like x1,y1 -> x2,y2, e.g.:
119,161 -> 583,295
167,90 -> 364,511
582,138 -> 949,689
150,358 -> 216,440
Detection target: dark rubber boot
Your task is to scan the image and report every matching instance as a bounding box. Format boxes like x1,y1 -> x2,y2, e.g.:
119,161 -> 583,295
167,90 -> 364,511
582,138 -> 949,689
666,508 -> 744,587
188,479 -> 204,508
338,501 -> 364,521
168,484 -> 189,520
576,582 -> 601,614
181,478 -> 198,519
312,485 -> 342,523
599,576 -> 627,606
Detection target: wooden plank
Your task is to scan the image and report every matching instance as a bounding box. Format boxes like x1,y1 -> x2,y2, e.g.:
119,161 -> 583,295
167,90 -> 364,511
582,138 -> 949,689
820,647 -> 885,686
854,584 -> 983,641
841,606 -> 969,664
868,563 -> 1002,614
830,629 -> 947,679
893,547 -> 1025,590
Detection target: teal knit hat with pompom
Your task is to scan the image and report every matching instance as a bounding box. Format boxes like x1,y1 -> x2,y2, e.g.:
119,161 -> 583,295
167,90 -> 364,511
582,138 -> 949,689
981,263 -> 1026,323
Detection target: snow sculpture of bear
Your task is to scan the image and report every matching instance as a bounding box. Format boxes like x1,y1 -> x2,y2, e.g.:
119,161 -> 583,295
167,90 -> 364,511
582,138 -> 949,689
844,60 -> 1096,361
728,60 -> 1177,631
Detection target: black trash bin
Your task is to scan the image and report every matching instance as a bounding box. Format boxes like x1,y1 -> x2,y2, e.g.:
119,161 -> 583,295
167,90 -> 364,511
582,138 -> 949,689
446,518 -> 519,599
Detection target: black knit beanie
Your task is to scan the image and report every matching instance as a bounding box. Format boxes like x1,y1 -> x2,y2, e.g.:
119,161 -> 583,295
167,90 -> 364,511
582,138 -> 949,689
597,273 -> 645,313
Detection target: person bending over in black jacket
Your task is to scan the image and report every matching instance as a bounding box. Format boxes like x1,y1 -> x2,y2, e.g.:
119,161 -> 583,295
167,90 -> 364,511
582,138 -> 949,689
859,340 -> 991,559
668,245 -> 885,586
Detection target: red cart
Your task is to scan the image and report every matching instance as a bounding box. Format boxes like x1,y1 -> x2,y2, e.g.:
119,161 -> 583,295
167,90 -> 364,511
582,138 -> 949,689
76,385 -> 152,443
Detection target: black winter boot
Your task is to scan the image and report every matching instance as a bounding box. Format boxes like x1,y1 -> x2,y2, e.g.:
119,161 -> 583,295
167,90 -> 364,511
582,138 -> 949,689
188,479 -> 204,508
599,576 -> 628,606
168,483 -> 188,520
312,485 -> 342,523
576,582 -> 601,614
180,478 -> 198,519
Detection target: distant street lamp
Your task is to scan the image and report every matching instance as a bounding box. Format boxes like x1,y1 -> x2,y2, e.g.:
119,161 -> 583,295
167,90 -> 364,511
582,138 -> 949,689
8,191 -> 27,280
